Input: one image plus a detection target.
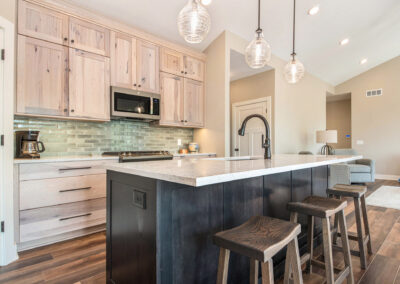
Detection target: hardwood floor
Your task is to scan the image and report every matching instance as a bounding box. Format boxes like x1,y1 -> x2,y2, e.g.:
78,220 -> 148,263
0,179 -> 399,284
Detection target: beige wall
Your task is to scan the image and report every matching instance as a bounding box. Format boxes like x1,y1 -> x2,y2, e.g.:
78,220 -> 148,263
335,55 -> 400,176
0,0 -> 16,23
194,32 -> 230,157
326,99 -> 351,149
230,70 -> 275,104
196,31 -> 334,156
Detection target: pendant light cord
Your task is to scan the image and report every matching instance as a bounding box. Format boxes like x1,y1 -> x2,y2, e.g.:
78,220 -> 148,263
292,0 -> 296,57
256,0 -> 262,34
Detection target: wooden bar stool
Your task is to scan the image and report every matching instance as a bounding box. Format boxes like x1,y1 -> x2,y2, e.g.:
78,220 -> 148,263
327,184 -> 372,269
287,196 -> 354,284
213,216 -> 303,284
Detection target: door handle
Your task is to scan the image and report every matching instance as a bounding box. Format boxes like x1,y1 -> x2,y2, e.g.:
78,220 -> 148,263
59,166 -> 92,171
59,187 -> 92,193
234,148 -> 239,152
59,213 -> 92,221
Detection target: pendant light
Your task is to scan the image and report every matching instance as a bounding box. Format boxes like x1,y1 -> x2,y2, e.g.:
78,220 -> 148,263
177,0 -> 211,44
284,0 -> 305,84
245,0 -> 272,69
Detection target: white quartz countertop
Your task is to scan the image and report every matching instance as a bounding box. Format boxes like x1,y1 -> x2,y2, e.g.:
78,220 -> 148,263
173,153 -> 216,157
106,154 -> 362,187
14,155 -> 119,164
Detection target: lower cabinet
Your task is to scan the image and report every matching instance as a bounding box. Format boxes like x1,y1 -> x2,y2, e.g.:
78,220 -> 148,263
159,72 -> 204,128
16,160 -> 114,251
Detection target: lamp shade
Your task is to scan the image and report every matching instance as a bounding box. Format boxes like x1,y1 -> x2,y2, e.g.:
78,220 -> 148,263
316,130 -> 337,144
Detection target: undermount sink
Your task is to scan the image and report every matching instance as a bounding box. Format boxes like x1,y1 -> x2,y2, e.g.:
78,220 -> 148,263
206,156 -> 264,161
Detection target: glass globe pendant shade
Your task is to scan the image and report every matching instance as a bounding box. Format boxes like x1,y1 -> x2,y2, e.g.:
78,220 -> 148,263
245,31 -> 272,69
177,0 -> 211,44
284,55 -> 305,84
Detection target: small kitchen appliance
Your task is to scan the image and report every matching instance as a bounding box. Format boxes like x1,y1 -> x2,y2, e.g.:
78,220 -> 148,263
15,130 -> 45,158
102,151 -> 173,163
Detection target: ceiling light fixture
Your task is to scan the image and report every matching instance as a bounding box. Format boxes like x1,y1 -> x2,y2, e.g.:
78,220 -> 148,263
200,0 -> 212,6
308,5 -> 320,15
340,38 -> 349,46
360,58 -> 368,65
284,0 -> 305,84
245,0 -> 272,69
177,0 -> 211,44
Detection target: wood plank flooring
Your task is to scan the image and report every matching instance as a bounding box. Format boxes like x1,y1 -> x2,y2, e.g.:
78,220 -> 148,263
0,179 -> 399,284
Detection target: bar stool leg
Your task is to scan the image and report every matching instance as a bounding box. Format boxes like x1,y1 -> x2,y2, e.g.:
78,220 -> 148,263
332,195 -> 341,245
250,259 -> 259,284
361,195 -> 373,254
289,237 -> 303,284
338,210 -> 354,284
262,259 -> 274,284
284,212 -> 298,284
354,197 -> 367,269
322,217 -> 335,284
306,215 -> 314,274
216,248 -> 230,284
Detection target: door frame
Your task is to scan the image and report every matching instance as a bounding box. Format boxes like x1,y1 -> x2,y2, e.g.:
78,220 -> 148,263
231,97 -> 272,156
0,15 -> 18,266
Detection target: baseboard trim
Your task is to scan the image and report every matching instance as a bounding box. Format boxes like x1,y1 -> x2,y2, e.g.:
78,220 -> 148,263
376,174 -> 400,181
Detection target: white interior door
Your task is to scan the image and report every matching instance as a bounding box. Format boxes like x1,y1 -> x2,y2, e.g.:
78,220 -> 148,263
232,97 -> 272,157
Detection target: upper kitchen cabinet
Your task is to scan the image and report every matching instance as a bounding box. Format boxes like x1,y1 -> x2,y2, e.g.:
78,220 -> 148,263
16,35 -> 68,117
110,32 -> 137,89
69,17 -> 110,57
159,72 -> 184,127
136,40 -> 160,94
18,0 -> 69,45
160,47 -> 184,76
184,56 -> 205,82
69,49 -> 110,120
183,78 -> 204,127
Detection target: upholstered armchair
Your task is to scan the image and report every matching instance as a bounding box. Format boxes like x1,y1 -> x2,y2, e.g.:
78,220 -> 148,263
329,149 -> 375,188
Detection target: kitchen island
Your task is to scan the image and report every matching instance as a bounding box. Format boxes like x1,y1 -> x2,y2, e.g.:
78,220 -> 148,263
105,154 -> 361,284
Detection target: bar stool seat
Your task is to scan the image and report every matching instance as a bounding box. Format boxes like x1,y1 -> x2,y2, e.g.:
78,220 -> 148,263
327,184 -> 372,269
327,184 -> 367,198
287,196 -> 347,218
214,216 -> 303,284
287,196 -> 354,284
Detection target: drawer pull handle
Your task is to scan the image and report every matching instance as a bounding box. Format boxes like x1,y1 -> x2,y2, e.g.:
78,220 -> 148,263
59,187 -> 92,193
59,166 -> 92,171
59,213 -> 92,221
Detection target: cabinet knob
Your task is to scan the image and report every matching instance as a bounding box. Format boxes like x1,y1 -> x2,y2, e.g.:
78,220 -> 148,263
185,72 -> 188,74
71,39 -> 75,43
63,37 -> 68,41
181,71 -> 184,74
184,120 -> 188,123
63,108 -> 68,112
138,84 -> 141,87
133,83 -> 137,87
181,120 -> 184,122
71,109 -> 75,113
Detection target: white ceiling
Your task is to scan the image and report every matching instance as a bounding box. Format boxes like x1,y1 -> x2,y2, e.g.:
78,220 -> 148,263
230,50 -> 272,82
68,0 -> 400,86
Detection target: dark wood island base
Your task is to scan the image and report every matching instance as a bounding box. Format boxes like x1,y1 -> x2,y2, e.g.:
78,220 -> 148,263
106,166 -> 329,284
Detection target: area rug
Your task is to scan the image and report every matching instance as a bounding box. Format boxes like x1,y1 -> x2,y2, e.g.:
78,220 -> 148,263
366,186 -> 400,210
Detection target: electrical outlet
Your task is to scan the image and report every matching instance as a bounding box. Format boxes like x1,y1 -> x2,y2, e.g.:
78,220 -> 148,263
356,140 -> 364,145
177,139 -> 182,146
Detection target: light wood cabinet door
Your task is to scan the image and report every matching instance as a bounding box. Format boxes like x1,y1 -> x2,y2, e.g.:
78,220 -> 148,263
110,32 -> 137,89
159,72 -> 184,126
184,56 -> 204,82
69,17 -> 110,57
17,35 -> 68,116
183,78 -> 204,127
69,48 -> 110,120
160,47 -> 184,76
136,40 -> 160,93
18,0 -> 69,45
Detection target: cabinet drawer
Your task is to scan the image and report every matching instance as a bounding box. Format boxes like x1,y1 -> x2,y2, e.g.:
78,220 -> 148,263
19,160 -> 116,181
20,198 -> 106,243
20,174 -> 106,210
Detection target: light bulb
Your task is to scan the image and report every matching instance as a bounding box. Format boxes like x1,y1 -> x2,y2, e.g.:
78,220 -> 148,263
284,55 -> 305,84
177,0 -> 211,44
245,31 -> 272,69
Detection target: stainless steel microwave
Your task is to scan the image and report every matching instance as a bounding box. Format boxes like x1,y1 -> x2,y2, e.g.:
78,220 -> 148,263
111,87 -> 161,121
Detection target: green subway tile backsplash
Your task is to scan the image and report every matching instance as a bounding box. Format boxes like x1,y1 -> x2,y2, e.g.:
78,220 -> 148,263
14,117 -> 194,157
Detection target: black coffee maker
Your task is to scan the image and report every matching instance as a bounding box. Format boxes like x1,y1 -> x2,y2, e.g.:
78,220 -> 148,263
15,131 -> 45,158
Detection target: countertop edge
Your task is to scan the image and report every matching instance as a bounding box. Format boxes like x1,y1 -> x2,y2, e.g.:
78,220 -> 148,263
106,155 -> 363,187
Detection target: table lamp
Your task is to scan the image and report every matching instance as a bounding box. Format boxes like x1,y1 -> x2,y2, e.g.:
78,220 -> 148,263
316,130 -> 337,155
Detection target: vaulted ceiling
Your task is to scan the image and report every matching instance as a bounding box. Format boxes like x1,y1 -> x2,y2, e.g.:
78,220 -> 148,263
68,0 -> 400,86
